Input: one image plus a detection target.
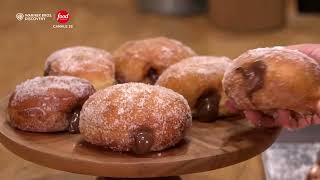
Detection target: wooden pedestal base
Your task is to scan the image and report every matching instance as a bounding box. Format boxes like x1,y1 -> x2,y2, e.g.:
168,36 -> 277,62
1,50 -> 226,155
96,176 -> 181,180
0,96 -> 280,178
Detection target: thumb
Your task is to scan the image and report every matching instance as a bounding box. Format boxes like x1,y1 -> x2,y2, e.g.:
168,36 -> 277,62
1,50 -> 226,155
287,44 -> 320,62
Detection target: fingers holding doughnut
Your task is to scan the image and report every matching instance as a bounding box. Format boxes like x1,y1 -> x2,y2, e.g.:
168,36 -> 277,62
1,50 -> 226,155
287,44 -> 320,62
223,46 -> 320,129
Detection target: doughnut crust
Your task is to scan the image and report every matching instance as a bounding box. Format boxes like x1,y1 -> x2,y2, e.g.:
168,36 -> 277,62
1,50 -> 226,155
223,47 -> 320,115
8,76 -> 95,132
113,37 -> 197,84
44,46 -> 115,89
156,56 -> 233,121
80,83 -> 192,153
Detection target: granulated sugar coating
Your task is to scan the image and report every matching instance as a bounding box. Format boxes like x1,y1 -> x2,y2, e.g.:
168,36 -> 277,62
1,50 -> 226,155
45,46 -> 113,74
44,46 -> 115,89
80,83 -> 192,153
157,56 -> 231,80
242,47 -> 318,66
10,76 -> 94,106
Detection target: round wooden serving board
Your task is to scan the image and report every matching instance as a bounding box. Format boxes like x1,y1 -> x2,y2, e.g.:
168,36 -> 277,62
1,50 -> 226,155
0,96 -> 280,178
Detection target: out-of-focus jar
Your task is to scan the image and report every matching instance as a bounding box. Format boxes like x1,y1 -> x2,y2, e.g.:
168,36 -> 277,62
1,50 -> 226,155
208,0 -> 286,31
137,0 -> 207,15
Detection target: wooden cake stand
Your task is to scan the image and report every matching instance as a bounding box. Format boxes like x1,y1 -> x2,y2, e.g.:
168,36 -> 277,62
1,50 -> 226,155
0,97 -> 281,179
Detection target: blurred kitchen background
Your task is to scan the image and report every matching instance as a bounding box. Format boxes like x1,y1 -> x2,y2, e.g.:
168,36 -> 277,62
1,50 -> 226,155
0,0 -> 320,180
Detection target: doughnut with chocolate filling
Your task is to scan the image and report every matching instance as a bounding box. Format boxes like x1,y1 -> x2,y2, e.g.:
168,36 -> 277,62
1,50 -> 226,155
223,47 -> 320,128
44,46 -> 115,89
113,37 -> 197,84
79,83 -> 192,154
8,76 -> 95,133
156,56 -> 233,122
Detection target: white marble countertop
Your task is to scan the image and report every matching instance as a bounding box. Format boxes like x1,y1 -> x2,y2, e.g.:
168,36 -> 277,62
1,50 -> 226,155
263,143 -> 320,180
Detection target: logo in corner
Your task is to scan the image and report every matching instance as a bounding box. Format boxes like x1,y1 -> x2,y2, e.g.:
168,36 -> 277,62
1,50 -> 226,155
56,10 -> 70,24
16,13 -> 24,21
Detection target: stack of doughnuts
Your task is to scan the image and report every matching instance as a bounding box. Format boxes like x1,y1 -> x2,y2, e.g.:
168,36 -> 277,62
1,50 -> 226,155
9,37 -> 316,154
7,37 -> 196,154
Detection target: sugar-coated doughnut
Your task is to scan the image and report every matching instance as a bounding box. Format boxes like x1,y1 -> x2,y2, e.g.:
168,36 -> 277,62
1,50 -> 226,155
8,76 -> 95,133
223,47 -> 320,118
113,37 -> 197,84
156,56 -> 233,122
44,46 -> 115,89
80,83 -> 192,154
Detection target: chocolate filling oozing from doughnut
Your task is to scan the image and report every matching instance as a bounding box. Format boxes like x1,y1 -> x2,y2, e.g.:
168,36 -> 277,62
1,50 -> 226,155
145,68 -> 159,85
132,127 -> 154,154
193,89 -> 221,122
68,108 -> 81,134
116,75 -> 126,84
43,63 -> 52,76
235,61 -> 267,99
